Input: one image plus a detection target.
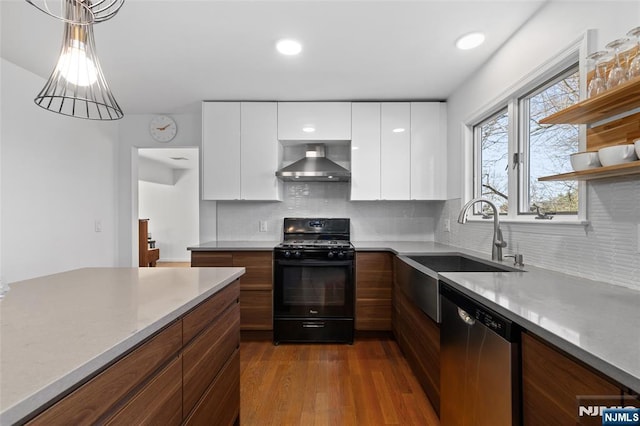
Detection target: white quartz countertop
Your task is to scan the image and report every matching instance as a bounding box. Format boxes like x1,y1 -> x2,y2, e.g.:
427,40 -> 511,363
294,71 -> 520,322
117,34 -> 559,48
0,267 -> 245,425
438,267 -> 640,393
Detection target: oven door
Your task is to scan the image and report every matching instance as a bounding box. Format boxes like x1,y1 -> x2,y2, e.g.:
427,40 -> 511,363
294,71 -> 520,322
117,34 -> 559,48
273,259 -> 354,318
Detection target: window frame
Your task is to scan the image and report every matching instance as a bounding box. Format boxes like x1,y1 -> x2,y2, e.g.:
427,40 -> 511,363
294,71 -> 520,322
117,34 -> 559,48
463,32 -> 590,224
517,65 -> 581,216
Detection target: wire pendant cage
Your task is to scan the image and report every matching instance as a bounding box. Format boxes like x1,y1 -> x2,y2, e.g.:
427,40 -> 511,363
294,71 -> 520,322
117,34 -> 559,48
25,0 -> 125,24
33,1 -> 123,120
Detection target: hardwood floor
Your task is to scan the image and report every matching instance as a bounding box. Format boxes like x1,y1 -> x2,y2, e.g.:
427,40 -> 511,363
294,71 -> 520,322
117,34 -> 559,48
240,335 -> 440,425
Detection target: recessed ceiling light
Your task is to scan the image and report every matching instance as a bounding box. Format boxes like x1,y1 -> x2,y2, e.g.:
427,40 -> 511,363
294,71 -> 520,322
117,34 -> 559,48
392,128 -> 406,133
456,32 -> 486,50
276,39 -> 302,56
302,127 -> 315,133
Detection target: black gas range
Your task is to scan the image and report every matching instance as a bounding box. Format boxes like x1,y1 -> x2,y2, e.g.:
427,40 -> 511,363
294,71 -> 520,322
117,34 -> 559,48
273,218 -> 355,344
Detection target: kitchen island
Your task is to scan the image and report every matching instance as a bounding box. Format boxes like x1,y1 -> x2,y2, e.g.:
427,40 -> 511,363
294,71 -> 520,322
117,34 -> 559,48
0,267 -> 245,425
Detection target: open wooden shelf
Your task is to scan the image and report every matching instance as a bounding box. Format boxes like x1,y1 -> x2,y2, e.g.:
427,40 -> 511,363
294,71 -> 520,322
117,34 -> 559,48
539,161 -> 640,181
540,77 -> 640,125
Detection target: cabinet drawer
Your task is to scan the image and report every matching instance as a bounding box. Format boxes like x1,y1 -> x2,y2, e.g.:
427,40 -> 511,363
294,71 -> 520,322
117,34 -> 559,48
184,349 -> 240,426
105,355 -> 182,426
183,279 -> 240,345
356,299 -> 392,331
183,303 -> 240,416
27,320 -> 182,425
190,251 -> 233,267
240,289 -> 273,330
232,251 -> 273,291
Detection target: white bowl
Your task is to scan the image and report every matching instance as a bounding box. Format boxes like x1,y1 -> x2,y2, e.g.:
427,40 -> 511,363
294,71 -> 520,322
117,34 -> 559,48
597,145 -> 638,167
570,152 -> 601,171
635,139 -> 640,159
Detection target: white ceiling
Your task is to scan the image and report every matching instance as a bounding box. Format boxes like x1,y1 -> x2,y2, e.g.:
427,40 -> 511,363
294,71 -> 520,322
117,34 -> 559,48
1,0 -> 548,115
139,148 -> 199,170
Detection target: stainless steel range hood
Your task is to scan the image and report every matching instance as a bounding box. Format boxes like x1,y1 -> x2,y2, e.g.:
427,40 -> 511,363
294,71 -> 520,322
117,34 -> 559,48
276,144 -> 351,182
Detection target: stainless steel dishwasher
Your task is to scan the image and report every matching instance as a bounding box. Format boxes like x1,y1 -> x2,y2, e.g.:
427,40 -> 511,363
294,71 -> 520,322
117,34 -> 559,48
440,283 -> 520,425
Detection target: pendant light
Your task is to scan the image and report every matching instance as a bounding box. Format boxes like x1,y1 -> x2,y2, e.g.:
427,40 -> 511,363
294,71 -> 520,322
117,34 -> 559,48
26,0 -> 125,24
30,0 -> 124,120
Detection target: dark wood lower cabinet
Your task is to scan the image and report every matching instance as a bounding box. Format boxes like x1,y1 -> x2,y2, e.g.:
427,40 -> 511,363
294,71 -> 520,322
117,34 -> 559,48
392,258 -> 440,415
521,332 -> 625,426
26,281 -> 241,426
355,252 -> 393,331
183,350 -> 240,426
192,250 -> 273,331
106,355 -> 183,426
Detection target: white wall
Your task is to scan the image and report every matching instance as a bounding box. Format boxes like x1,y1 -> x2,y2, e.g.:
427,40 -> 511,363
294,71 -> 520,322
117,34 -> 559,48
138,156 -> 199,262
116,113 -> 207,266
1,59 -> 118,283
440,1 -> 640,290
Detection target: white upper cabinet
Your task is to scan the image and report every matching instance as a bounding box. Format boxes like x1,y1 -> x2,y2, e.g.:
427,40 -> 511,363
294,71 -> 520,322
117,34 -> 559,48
277,102 -> 352,140
240,102 -> 281,200
202,102 -> 281,201
381,103 -> 411,200
351,103 -> 381,200
410,102 -> 447,200
350,102 -> 447,201
202,102 -> 241,200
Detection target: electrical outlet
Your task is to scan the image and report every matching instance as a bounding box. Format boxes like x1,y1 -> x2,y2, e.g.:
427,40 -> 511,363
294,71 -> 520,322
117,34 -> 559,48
444,219 -> 451,233
94,220 -> 102,233
259,220 -> 268,232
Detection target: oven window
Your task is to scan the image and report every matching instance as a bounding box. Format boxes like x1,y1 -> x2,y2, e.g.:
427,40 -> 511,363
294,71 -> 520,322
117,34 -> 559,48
281,266 -> 348,307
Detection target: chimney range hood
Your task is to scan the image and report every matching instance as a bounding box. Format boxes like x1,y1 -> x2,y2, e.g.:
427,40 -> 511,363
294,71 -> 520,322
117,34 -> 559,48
276,144 -> 351,182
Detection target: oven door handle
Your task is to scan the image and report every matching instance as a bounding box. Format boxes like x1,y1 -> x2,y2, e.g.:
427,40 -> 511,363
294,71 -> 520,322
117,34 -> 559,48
275,259 -> 353,267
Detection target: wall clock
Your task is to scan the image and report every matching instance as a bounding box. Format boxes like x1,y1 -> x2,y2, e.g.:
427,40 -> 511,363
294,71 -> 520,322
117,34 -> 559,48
149,115 -> 177,142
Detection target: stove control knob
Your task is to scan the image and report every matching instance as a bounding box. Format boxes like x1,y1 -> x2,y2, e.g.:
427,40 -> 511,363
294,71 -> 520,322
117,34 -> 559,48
284,251 -> 291,258
328,251 -> 335,259
294,251 -> 302,259
337,251 -> 345,259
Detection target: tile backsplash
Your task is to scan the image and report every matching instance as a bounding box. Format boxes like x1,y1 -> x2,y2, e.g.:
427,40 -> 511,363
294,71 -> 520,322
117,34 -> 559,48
216,182 -> 440,242
435,177 -> 640,291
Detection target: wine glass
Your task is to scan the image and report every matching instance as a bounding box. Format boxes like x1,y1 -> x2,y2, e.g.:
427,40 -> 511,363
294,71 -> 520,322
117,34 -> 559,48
605,37 -> 632,89
587,51 -> 611,97
627,26 -> 640,79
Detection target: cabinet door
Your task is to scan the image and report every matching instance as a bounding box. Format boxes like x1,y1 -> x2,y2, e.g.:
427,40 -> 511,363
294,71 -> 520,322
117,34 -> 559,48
202,102 -> 241,200
410,102 -> 447,200
277,102 -> 351,140
392,257 -> 440,414
241,102 -> 281,200
351,103 -> 381,200
381,103 -> 411,200
522,332 -> 622,425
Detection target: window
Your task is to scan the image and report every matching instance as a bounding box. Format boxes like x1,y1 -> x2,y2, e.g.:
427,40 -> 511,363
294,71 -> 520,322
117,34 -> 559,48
520,68 -> 580,215
472,65 -> 581,219
475,109 -> 510,215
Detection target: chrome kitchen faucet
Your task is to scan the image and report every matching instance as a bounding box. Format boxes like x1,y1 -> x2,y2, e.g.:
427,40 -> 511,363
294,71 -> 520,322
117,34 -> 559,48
457,198 -> 507,261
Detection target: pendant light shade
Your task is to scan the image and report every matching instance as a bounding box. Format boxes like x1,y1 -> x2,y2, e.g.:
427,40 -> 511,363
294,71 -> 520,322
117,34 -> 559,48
33,2 -> 123,120
26,0 -> 125,24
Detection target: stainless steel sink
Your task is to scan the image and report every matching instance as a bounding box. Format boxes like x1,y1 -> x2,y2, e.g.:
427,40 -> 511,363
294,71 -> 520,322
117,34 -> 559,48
396,254 -> 520,324
407,255 -> 518,273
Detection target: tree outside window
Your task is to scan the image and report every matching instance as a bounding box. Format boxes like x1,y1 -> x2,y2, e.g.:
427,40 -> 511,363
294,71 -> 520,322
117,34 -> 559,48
474,66 -> 580,218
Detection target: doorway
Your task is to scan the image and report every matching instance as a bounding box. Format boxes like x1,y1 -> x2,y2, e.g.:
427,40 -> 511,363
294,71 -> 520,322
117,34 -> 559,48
137,147 -> 199,264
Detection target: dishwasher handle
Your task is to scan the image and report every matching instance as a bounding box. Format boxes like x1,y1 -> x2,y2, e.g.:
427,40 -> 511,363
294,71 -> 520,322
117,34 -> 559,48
458,308 -> 476,325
